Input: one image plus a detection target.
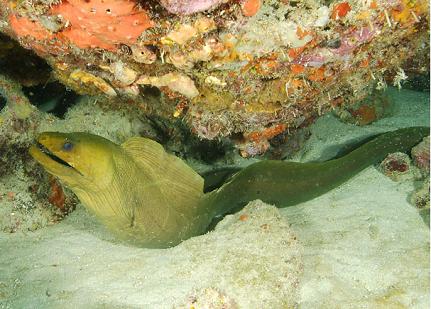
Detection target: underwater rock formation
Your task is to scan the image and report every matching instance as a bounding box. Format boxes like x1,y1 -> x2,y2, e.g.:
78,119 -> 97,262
409,136 -> 429,218
333,89 -> 390,126
0,0 -> 428,154
410,178 -> 430,210
0,106 -> 58,233
411,136 -> 430,175
379,151 -> 416,182
0,73 -> 35,119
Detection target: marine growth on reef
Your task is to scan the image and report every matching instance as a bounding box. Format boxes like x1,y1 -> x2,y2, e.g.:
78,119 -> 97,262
0,0 -> 428,155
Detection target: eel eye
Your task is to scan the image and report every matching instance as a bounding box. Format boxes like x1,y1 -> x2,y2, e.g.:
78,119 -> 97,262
63,141 -> 73,151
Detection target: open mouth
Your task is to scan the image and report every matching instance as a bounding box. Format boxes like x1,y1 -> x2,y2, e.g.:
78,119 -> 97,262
36,142 -> 75,169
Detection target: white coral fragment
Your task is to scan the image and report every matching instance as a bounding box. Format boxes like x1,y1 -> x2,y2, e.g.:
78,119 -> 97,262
137,73 -> 199,98
111,61 -> 137,86
205,76 -> 227,87
163,24 -> 198,45
189,44 -> 213,62
375,76 -> 387,90
194,17 -> 217,34
393,68 -> 408,90
314,6 -> 330,27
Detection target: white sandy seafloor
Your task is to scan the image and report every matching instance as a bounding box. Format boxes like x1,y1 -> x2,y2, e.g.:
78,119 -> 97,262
0,201 -> 302,309
287,87 -> 430,308
0,87 -> 429,308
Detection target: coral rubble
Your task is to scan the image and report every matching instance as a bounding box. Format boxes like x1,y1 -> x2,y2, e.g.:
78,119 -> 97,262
0,0 -> 428,154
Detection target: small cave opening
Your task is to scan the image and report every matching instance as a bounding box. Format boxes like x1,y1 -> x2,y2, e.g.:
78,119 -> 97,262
0,34 -> 81,117
0,33 -> 51,85
141,85 -> 162,98
187,137 -> 231,164
23,82 -> 80,118
0,34 -> 81,118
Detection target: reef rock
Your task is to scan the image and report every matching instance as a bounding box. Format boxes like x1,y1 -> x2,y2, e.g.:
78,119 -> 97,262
411,136 -> 430,175
0,0 -> 428,154
379,152 -> 418,182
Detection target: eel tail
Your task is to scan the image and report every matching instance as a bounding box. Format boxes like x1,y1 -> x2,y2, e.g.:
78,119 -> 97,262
203,126 -> 429,217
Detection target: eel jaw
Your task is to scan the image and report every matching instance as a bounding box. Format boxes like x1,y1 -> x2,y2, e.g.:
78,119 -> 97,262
29,142 -> 82,177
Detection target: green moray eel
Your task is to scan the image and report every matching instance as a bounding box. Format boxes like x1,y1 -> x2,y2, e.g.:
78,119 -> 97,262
29,127 -> 429,248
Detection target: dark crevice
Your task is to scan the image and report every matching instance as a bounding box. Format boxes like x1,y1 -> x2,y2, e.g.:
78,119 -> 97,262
0,33 -> 51,87
23,82 -> 80,118
0,95 -> 6,111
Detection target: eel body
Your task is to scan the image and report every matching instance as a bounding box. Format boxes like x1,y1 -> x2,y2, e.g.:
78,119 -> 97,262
29,127 -> 429,248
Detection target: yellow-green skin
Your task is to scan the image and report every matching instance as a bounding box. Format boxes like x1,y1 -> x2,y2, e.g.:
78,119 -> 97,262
30,127 -> 429,248
30,132 -> 210,248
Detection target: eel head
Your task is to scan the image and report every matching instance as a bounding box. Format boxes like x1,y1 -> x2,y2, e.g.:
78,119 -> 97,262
29,132 -> 117,191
